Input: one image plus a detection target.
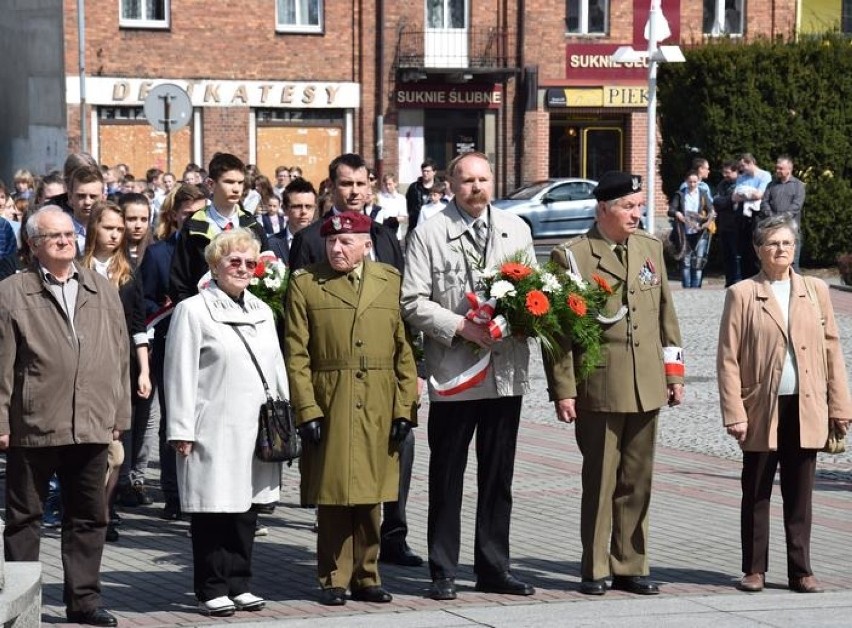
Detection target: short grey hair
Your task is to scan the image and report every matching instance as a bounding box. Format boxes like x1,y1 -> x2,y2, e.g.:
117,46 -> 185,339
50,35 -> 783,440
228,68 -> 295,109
26,205 -> 68,240
753,214 -> 799,247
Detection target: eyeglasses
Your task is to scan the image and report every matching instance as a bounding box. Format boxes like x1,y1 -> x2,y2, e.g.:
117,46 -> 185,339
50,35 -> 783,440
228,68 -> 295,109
762,240 -> 795,249
368,177 -> 377,182
35,231 -> 76,243
225,257 -> 258,271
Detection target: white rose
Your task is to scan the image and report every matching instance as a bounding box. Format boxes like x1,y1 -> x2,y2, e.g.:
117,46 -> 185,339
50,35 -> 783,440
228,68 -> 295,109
249,277 -> 260,286
490,280 -> 517,299
567,271 -> 587,289
541,272 -> 560,293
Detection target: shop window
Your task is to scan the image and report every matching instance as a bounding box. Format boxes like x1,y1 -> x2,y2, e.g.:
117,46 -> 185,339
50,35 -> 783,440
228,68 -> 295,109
565,0 -> 608,35
276,0 -> 322,33
99,107 -> 146,121
703,0 -> 745,36
119,0 -> 169,29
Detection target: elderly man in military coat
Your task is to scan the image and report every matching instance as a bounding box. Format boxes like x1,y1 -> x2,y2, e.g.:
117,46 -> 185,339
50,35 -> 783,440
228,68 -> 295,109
284,211 -> 418,607
543,172 -> 684,597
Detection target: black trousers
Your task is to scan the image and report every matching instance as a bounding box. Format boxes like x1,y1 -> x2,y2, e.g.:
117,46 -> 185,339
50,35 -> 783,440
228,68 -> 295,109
718,228 -> 741,287
381,428 -> 414,548
4,444 -> 108,612
190,511 -> 258,602
741,395 -> 817,579
427,396 -> 522,580
153,336 -> 179,505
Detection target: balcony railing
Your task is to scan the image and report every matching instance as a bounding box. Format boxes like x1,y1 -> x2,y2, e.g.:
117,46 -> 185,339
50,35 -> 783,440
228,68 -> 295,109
395,25 -> 517,71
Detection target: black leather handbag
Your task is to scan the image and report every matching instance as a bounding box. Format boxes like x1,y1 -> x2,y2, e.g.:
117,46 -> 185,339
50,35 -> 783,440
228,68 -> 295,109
232,326 -> 302,464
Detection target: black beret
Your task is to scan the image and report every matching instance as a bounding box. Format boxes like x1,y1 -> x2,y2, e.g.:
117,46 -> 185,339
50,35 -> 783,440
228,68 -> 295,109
593,171 -> 643,202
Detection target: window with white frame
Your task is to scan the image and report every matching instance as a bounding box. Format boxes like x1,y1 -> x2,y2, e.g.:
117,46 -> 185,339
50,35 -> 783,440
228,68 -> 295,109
276,0 -> 322,33
703,0 -> 745,36
566,0 -> 608,35
119,0 -> 169,29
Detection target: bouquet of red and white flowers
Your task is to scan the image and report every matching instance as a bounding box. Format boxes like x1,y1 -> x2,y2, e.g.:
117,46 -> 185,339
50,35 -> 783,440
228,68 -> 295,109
247,251 -> 289,319
473,252 -> 619,379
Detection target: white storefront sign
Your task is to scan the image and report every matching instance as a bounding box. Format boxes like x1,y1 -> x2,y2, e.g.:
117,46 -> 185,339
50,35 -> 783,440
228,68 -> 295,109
66,77 -> 360,109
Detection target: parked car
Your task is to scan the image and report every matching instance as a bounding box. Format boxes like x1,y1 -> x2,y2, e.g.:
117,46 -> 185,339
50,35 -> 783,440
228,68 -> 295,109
492,178 -> 599,239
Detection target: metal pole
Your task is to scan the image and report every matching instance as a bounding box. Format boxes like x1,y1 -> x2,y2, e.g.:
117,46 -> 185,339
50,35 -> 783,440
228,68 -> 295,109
163,95 -> 172,174
645,0 -> 659,235
77,0 -> 87,152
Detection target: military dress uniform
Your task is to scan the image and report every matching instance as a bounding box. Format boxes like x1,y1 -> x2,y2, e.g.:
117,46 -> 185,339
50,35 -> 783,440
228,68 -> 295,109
284,258 -> 418,595
545,224 -> 683,584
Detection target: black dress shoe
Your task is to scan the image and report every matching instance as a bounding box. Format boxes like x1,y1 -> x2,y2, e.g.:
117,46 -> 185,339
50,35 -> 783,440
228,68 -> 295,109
318,587 -> 347,606
429,577 -> 457,600
350,586 -> 393,603
610,575 -> 660,595
579,579 -> 607,595
474,572 -> 535,596
66,608 -> 118,627
379,544 -> 424,567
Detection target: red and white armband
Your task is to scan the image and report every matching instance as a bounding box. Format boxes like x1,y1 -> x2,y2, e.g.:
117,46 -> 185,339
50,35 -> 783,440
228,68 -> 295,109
663,346 -> 684,378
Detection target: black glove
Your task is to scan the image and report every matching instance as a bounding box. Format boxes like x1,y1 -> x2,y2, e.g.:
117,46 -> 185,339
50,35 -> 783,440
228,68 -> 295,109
298,419 -> 322,445
389,418 -> 413,445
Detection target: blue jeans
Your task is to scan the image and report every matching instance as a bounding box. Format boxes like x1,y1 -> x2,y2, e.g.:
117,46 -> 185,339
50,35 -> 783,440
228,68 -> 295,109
681,231 -> 711,288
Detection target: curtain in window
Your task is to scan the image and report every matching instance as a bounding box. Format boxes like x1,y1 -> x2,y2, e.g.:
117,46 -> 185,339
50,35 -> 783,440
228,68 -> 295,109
278,0 -> 319,26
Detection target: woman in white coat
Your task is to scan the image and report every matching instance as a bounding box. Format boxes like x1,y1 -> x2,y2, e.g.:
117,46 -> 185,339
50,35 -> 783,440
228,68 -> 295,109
165,229 -> 287,617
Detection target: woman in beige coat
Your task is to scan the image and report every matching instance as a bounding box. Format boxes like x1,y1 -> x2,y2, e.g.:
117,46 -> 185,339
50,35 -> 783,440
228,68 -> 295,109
717,215 -> 851,595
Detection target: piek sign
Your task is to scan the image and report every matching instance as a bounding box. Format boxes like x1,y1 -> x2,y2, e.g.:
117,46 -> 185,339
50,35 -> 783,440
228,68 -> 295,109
394,84 -> 502,109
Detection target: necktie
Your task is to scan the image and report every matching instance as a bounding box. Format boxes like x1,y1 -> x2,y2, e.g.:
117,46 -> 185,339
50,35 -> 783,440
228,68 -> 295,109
473,219 -> 488,255
614,243 -> 626,267
224,222 -> 234,231
348,271 -> 360,294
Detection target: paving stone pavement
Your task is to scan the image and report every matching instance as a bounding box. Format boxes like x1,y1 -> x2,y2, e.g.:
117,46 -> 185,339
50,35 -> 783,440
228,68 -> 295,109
2,279 -> 851,626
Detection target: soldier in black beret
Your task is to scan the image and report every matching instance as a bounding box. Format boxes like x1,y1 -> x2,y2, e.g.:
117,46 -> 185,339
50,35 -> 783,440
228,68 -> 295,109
544,170 -> 685,597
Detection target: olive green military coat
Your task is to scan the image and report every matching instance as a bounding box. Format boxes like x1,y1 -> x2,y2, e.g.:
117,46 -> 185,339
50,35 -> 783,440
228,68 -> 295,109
284,260 -> 418,506
545,225 -> 683,413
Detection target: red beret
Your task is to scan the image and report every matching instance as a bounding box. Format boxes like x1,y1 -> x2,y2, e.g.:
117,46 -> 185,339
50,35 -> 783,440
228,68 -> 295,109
320,211 -> 372,236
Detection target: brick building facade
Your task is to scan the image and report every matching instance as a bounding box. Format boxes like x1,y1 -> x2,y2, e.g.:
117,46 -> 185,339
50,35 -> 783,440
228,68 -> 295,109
51,1 -> 809,212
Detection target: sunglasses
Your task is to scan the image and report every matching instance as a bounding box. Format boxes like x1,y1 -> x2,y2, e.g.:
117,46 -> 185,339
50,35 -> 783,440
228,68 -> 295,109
226,257 -> 258,271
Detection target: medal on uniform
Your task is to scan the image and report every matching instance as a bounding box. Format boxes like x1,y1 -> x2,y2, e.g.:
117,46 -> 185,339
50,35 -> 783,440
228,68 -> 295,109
638,257 -> 660,286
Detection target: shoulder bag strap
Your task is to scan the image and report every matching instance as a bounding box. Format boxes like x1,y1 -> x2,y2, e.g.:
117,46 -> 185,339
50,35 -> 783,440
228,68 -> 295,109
231,325 -> 273,401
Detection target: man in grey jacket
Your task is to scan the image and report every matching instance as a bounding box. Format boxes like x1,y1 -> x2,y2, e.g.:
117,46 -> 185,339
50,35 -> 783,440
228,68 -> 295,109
401,152 -> 536,601
0,206 -> 130,627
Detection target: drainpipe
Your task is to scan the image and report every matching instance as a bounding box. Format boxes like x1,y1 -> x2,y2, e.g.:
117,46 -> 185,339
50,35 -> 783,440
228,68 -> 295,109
376,0 -> 385,178
515,0 -> 526,188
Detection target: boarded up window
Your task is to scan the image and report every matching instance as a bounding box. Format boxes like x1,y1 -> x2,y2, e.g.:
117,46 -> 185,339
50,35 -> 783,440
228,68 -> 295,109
99,123 -> 192,178
256,126 -> 342,189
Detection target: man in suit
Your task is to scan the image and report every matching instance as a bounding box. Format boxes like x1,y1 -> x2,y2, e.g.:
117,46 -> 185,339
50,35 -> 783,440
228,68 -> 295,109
287,153 -> 419,566
267,178 -> 318,263
285,211 -> 418,605
288,154 -> 404,274
401,152 -> 536,601
0,206 -> 130,626
544,171 -> 684,596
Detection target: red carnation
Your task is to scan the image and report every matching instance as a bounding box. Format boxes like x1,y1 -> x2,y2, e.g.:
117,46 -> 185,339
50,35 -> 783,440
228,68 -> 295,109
501,262 -> 534,281
525,290 -> 550,316
568,293 -> 587,316
592,273 -> 613,294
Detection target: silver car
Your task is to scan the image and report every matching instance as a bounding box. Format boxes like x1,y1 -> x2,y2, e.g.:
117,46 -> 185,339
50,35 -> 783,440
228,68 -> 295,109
493,178 -> 598,239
